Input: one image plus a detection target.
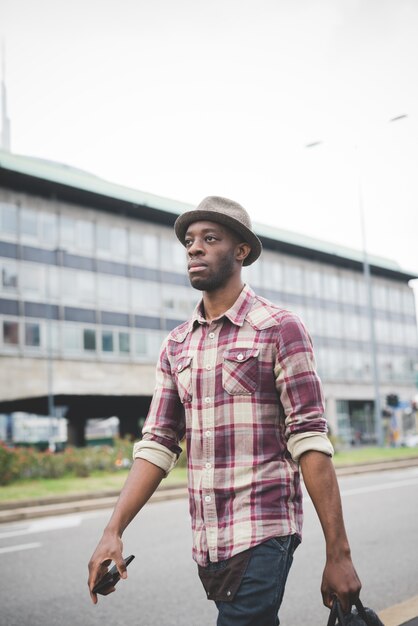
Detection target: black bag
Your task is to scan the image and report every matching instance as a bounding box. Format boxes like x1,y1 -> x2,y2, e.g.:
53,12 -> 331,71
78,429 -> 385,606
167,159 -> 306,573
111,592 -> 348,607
327,598 -> 384,626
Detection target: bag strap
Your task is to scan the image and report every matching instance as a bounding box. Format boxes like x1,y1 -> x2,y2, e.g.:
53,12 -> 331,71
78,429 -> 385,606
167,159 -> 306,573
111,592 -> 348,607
327,598 -> 346,626
355,598 -> 370,623
327,597 -> 370,626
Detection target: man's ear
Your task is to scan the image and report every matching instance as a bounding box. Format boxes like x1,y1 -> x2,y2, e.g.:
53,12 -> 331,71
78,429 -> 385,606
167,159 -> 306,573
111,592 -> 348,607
236,243 -> 251,264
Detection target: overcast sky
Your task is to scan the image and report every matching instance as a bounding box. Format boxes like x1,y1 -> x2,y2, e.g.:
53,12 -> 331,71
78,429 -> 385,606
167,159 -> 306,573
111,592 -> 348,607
2,0 -> 418,284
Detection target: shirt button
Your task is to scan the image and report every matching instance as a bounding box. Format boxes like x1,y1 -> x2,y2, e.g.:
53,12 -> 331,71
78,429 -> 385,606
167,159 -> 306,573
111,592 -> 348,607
204,495 -> 212,503
177,363 -> 182,371
237,353 -> 244,361
204,396 -> 211,403
206,364 -> 212,370
208,332 -> 215,339
205,430 -> 211,437
205,462 -> 212,469
226,590 -> 231,597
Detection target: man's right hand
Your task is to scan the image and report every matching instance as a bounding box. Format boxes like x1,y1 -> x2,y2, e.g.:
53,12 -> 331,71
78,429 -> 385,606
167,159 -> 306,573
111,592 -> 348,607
86,458 -> 166,604
87,532 -> 127,604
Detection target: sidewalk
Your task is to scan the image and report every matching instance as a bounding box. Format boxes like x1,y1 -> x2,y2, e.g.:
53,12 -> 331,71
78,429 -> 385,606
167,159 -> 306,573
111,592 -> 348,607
379,596 -> 418,626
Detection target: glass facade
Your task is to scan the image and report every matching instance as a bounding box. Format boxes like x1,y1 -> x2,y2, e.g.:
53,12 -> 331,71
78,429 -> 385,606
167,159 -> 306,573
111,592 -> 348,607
0,198 -> 417,389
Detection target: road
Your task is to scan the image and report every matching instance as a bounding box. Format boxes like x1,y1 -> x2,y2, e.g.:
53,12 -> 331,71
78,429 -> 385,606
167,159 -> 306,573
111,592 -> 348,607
1,466 -> 417,626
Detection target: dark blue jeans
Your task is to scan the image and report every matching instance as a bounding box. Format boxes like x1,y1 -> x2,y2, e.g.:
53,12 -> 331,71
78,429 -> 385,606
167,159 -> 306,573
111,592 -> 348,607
215,536 -> 298,626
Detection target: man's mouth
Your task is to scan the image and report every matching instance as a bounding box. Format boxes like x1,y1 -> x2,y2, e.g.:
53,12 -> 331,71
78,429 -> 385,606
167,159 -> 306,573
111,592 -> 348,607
188,262 -> 208,273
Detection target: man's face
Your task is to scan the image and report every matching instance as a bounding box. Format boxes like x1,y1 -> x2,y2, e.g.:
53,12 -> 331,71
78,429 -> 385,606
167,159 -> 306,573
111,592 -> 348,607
184,220 -> 244,292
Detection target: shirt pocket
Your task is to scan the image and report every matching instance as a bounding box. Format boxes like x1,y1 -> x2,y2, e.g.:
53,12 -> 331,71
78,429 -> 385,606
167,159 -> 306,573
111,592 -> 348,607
174,354 -> 193,403
222,348 -> 260,395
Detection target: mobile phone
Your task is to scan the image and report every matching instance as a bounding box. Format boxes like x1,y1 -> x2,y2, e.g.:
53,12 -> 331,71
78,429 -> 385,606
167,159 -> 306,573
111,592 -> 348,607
93,554 -> 135,595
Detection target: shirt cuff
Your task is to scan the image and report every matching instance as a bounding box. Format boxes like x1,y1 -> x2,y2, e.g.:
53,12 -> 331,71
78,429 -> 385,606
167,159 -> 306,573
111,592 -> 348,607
287,432 -> 334,463
133,440 -> 178,475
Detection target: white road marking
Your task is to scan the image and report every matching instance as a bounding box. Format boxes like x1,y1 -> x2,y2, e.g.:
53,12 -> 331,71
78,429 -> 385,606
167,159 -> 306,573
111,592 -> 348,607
339,477 -> 418,497
303,476 -> 418,503
0,542 -> 41,555
0,514 -> 83,540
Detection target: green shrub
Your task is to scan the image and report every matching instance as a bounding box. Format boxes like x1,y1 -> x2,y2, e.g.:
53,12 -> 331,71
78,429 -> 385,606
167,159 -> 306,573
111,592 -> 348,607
0,437 -> 139,484
0,443 -> 17,485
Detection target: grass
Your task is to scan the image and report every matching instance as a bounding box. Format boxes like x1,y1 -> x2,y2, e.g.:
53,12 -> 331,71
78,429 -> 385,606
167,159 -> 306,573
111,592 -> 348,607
332,445 -> 418,466
0,466 -> 188,504
1,447 -> 418,504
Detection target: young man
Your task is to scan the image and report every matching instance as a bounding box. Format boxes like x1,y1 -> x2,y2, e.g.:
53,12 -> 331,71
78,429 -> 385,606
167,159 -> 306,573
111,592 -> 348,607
88,196 -> 361,625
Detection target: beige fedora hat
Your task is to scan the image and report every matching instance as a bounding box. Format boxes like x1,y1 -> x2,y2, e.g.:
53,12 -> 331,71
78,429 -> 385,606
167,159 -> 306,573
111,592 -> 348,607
174,196 -> 262,266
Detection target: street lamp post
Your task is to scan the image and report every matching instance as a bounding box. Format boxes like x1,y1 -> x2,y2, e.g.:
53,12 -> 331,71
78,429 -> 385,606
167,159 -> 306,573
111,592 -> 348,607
306,115 -> 408,447
357,166 -> 383,446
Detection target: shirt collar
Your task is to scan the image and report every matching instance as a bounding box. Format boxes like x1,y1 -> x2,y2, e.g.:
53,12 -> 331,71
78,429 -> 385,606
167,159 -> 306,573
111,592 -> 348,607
191,284 -> 255,328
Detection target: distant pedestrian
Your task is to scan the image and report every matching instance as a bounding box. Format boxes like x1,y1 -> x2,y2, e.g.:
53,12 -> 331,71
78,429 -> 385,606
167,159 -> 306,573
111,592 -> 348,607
88,196 -> 361,625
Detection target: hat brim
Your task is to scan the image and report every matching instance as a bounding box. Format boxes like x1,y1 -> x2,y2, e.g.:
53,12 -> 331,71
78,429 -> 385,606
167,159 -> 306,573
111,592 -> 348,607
174,210 -> 262,266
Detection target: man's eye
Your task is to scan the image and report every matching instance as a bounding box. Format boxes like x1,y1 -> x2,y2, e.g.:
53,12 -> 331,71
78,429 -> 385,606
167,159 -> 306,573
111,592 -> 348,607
185,239 -> 192,247
205,236 -> 216,242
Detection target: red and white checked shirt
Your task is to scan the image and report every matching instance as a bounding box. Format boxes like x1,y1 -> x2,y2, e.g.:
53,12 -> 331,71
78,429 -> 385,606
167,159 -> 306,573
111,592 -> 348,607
135,284 -> 329,566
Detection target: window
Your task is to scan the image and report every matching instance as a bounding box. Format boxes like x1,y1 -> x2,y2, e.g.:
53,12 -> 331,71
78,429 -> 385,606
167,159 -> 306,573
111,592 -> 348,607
60,216 -> 76,247
47,322 -> 61,353
387,287 -> 402,312
118,331 -> 130,353
130,231 -> 159,266
47,266 -> 61,299
161,238 -> 186,271
98,224 -> 128,259
1,261 -> 18,291
132,280 -> 161,311
78,272 -> 96,304
324,310 -> 343,338
340,275 -> 357,303
98,275 -> 129,309
262,258 -> 284,291
25,322 -> 41,347
375,318 -> 391,344
243,260 -> 262,287
134,330 -> 162,359
102,331 -> 114,352
134,331 -> 147,356
77,220 -> 94,253
322,270 -> 340,301
284,263 -> 304,294
0,203 -> 17,234
21,265 -> 46,298
391,322 -> 405,345
162,285 -> 196,317
97,224 -> 111,252
21,209 -> 39,238
346,351 -> 364,380
61,269 -> 79,301
63,326 -> 82,352
40,213 -> 58,246
3,320 -> 19,345
83,329 -> 96,351
110,227 -> 128,258
305,269 -> 322,298
372,282 -> 388,310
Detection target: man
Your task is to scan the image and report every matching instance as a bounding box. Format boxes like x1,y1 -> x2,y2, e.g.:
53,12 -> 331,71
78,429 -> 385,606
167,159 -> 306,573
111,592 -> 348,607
88,196 -> 361,625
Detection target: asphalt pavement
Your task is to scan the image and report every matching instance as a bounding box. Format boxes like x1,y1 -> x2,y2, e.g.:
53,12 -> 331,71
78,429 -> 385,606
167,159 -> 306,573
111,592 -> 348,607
1,458 -> 418,625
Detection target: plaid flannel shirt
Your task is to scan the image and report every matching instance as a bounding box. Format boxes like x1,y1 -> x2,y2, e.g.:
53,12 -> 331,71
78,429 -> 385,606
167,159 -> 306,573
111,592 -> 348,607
134,284 -> 332,566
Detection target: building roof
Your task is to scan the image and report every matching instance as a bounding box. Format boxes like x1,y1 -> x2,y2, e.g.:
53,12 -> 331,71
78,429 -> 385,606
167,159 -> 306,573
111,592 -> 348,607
0,148 -> 416,281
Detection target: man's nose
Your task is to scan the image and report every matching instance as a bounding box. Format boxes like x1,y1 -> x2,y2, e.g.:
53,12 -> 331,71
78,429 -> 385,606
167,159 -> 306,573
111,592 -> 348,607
188,239 -> 204,255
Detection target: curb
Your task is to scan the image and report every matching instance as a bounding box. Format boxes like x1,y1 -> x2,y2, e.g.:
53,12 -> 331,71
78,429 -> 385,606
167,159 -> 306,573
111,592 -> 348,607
1,457 -> 417,524
379,595 -> 418,626
0,484 -> 188,523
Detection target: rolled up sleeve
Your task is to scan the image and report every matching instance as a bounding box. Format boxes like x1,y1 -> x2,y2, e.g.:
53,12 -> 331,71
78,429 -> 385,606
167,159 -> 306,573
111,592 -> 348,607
274,313 -> 328,441
133,339 -> 185,475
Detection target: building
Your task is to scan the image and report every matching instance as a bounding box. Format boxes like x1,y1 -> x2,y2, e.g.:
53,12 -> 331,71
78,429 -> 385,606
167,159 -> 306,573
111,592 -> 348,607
1,149 -> 417,446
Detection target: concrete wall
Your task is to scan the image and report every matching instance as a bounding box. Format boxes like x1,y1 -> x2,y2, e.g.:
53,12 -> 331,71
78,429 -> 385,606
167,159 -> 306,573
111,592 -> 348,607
0,355 -> 157,401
